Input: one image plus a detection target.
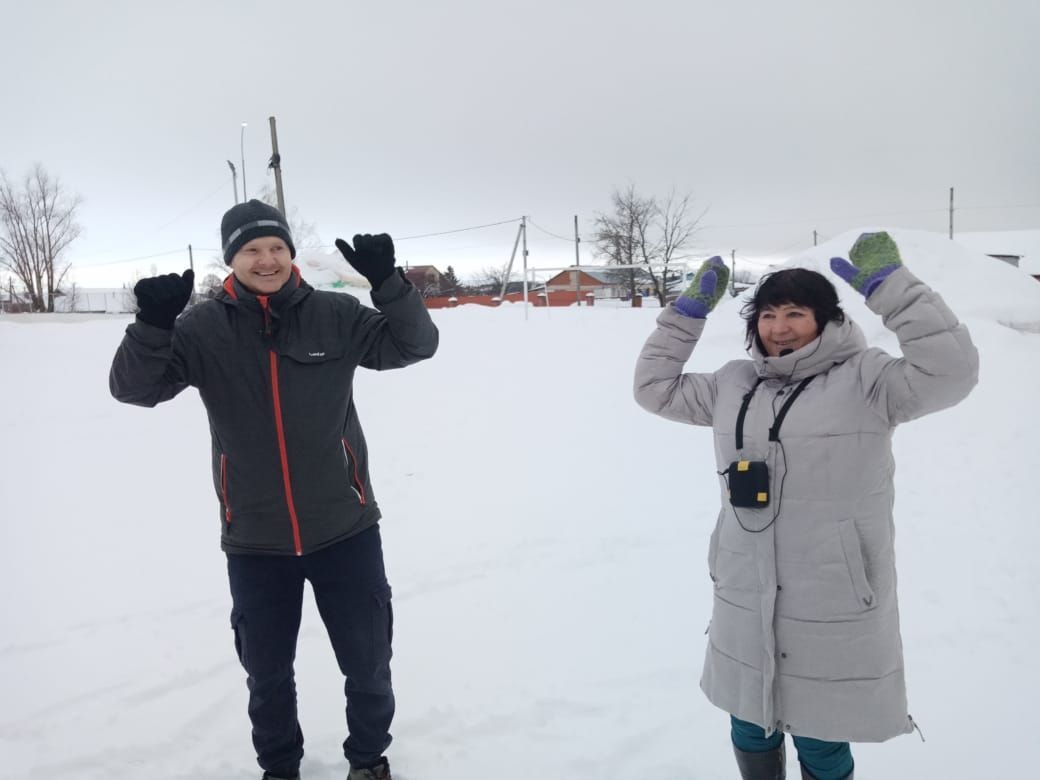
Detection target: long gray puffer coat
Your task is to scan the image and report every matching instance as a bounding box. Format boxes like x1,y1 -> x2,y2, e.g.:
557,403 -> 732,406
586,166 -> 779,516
633,267 -> 978,743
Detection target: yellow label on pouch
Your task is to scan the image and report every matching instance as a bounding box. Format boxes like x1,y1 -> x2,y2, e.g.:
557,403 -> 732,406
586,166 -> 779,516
757,492 -> 768,502
737,461 -> 750,472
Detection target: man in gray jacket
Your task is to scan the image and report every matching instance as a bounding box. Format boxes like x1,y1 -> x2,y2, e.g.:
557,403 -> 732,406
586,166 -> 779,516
110,199 -> 439,780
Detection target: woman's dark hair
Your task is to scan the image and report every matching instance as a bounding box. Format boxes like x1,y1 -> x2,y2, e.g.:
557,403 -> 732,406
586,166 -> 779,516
740,268 -> 846,352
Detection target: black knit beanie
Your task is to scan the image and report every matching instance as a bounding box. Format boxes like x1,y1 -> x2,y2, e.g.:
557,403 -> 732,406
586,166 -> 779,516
220,199 -> 296,265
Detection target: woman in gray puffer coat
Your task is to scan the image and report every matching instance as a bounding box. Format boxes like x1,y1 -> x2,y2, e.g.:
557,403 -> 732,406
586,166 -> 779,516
633,233 -> 978,780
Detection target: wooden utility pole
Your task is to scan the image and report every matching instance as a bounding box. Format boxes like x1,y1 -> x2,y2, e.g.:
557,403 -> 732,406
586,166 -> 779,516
188,244 -> 194,273
500,221 -> 523,300
813,230 -> 818,246
730,249 -> 737,296
574,214 -> 581,306
521,216 -> 530,320
227,161 -> 239,205
269,116 -> 286,215
949,187 -> 954,239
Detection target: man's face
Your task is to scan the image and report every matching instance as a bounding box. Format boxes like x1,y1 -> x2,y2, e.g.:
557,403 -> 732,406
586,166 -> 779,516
230,236 -> 293,295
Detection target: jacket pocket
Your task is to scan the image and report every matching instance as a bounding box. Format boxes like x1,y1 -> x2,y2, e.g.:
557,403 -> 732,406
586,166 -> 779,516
707,512 -> 723,584
341,437 -> 367,505
839,519 -> 877,609
374,583 -> 394,649
220,453 -> 232,525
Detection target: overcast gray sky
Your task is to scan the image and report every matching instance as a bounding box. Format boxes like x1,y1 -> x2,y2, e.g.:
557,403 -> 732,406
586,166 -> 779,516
3,0 -> 1037,285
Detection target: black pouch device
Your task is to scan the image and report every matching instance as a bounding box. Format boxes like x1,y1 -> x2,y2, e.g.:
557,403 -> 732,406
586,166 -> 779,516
726,459 -> 771,507
725,375 -> 815,511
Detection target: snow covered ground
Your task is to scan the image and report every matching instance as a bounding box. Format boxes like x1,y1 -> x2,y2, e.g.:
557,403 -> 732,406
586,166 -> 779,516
2,228 -> 1039,779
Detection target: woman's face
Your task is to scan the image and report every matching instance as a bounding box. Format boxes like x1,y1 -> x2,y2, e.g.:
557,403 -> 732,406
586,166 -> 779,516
756,303 -> 819,356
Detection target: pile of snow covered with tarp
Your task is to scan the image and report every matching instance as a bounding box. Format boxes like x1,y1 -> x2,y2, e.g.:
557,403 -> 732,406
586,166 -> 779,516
293,247 -> 370,293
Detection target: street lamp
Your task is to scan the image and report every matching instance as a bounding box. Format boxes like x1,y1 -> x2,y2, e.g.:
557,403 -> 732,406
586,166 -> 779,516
240,122 -> 248,201
226,160 -> 238,205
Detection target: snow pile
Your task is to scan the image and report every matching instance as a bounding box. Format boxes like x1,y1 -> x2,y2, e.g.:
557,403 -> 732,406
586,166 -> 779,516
294,247 -> 371,292
709,227 -> 1040,335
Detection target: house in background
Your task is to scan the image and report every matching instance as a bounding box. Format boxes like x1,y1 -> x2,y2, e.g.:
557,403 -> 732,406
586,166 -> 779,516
954,230 -> 1040,283
53,287 -> 135,313
982,252 -> 1039,282
986,253 -> 1022,267
403,265 -> 445,296
977,251 -> 1035,282
1026,259 -> 1040,283
544,269 -> 620,300
0,287 -> 32,313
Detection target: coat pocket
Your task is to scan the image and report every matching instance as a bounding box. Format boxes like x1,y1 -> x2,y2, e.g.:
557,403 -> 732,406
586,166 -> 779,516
341,437 -> 368,505
838,519 -> 877,610
220,453 -> 232,525
373,583 -> 394,653
707,512 -> 723,584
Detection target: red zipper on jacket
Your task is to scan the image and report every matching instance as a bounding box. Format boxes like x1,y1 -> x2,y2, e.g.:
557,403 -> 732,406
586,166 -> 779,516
220,453 -> 232,525
259,295 -> 304,556
341,438 -> 368,505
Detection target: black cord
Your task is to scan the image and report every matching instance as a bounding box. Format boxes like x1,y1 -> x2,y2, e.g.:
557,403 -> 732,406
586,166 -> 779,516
722,380 -> 795,534
725,470 -> 783,534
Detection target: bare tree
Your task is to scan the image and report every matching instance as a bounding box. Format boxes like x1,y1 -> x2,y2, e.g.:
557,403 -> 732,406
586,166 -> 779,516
258,182 -> 321,251
733,268 -> 759,285
66,282 -> 81,313
591,184 -> 652,302
0,165 -> 83,312
198,272 -> 225,299
655,190 -> 706,301
592,185 -> 704,306
469,262 -> 513,295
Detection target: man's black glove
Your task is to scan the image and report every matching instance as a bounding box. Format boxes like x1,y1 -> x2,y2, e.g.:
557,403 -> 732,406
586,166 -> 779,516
335,233 -> 396,291
134,269 -> 195,329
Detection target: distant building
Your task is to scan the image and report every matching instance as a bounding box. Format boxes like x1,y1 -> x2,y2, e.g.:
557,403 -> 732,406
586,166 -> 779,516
544,269 -> 621,299
403,265 -> 445,296
986,254 -> 1022,267
954,230 -> 1040,283
0,288 -> 32,313
53,287 -> 135,313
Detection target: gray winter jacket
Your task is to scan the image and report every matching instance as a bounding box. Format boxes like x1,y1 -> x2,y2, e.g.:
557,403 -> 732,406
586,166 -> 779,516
633,267 -> 978,742
110,267 -> 438,556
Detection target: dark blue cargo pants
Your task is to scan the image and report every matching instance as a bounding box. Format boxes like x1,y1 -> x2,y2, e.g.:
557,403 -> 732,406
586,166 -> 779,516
227,525 -> 394,777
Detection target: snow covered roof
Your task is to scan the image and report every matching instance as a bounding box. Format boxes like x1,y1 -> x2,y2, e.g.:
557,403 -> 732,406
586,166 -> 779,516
954,229 -> 1040,274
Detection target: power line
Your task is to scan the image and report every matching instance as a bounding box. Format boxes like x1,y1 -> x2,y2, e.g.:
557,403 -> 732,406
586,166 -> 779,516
67,200 -> 1040,275
957,203 -> 1040,211
74,248 -> 190,268
528,219 -> 574,242
151,176 -> 232,233
393,218 -> 521,241
705,201 -> 1040,231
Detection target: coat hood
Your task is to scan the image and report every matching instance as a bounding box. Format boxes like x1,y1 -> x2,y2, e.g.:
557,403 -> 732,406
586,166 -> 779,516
751,316 -> 867,381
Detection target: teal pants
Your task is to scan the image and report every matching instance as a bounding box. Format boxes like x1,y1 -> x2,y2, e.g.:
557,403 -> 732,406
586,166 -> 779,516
731,716 -> 854,780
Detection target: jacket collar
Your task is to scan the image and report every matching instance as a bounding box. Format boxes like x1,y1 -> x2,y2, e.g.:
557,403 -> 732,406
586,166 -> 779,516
220,264 -> 309,310
752,316 -> 866,381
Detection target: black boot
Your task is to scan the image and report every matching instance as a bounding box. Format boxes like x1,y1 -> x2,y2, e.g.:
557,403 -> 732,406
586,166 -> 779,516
734,741 -> 786,779
347,757 -> 391,780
